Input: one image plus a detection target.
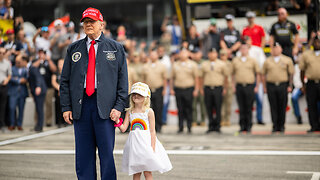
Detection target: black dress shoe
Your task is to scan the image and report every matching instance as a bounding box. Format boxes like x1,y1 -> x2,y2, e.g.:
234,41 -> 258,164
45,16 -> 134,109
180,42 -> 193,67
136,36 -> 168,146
272,129 -> 277,133
297,116 -> 303,124
177,129 -> 183,134
307,129 -> 315,133
206,129 -> 213,134
257,122 -> 265,125
187,129 -> 192,134
34,128 -> 43,133
213,129 -> 221,133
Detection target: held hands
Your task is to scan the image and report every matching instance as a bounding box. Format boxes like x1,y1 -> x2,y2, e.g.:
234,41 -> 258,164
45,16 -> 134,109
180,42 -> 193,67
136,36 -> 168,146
287,86 -> 292,93
63,111 -> 73,124
110,109 -> 121,122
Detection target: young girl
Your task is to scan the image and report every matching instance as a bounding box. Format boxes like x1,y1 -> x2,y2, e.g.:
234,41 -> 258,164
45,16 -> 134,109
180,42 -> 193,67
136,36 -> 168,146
114,82 -> 172,180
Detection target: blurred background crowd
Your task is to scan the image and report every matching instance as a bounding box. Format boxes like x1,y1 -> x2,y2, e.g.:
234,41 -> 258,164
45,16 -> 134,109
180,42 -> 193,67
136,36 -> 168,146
0,0 -> 319,134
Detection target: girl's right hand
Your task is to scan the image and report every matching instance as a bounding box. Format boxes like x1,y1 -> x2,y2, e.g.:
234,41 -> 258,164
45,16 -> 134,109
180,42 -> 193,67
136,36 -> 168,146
114,118 -> 120,124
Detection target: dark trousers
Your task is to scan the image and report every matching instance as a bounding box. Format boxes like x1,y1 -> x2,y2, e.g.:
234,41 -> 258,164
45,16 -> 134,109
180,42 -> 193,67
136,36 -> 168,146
54,91 -> 64,127
9,95 -> 26,127
74,93 -> 116,180
266,82 -> 288,131
151,87 -> 163,132
236,84 -> 255,131
34,93 -> 46,131
175,87 -> 194,131
0,85 -> 8,128
204,86 -> 223,131
306,81 -> 320,131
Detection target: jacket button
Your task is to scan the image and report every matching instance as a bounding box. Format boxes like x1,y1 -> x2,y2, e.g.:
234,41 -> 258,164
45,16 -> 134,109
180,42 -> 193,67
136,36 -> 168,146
79,99 -> 82,104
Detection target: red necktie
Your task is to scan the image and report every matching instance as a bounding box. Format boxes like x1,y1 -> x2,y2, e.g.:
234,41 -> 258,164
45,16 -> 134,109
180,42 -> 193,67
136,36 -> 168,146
86,40 -> 96,96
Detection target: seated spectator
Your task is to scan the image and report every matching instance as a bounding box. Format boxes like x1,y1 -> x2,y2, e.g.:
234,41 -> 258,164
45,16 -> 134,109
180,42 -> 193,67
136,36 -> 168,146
8,54 -> 28,131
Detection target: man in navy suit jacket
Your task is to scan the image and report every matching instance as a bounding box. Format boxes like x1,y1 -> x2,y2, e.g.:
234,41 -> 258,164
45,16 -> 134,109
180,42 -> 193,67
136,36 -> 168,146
8,55 -> 29,131
60,7 -> 128,180
29,52 -> 47,132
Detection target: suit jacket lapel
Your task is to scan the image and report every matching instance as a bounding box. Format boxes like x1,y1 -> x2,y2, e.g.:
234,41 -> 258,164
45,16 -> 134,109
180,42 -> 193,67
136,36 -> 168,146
96,34 -> 106,68
80,37 -> 89,77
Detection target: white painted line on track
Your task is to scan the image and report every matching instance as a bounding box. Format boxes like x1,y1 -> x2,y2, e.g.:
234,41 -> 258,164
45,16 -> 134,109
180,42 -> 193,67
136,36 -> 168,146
0,150 -> 320,156
287,171 -> 320,180
0,126 -> 72,146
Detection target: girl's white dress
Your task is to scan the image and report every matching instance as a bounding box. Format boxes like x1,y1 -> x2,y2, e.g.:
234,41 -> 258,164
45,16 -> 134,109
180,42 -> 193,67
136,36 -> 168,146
122,109 -> 172,175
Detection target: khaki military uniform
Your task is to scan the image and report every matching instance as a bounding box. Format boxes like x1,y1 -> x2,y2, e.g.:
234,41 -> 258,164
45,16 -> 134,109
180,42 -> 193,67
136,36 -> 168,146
128,65 -> 137,93
262,55 -> 294,132
221,60 -> 233,126
172,59 -> 198,132
141,61 -> 167,132
200,59 -> 228,132
299,50 -> 320,131
232,56 -> 260,132
129,63 -> 144,82
192,59 -> 206,126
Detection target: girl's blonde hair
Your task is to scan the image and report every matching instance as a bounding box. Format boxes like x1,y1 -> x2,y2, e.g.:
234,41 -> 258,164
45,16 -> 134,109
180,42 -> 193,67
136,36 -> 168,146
125,94 -> 151,112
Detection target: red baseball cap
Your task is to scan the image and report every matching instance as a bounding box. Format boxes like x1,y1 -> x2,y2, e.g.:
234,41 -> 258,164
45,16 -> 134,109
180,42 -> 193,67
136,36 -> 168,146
80,7 -> 103,22
6,29 -> 14,35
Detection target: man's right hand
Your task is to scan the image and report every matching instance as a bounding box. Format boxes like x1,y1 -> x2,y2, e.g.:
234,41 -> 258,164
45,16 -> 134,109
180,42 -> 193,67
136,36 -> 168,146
63,111 -> 73,125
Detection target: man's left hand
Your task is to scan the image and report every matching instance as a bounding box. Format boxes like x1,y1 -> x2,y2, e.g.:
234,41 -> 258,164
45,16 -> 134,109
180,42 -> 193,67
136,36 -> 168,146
110,109 -> 121,121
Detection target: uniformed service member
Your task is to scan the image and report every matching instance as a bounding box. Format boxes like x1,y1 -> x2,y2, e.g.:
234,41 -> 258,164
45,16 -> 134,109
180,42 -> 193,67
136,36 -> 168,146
299,37 -> 320,133
232,43 -> 260,133
262,43 -> 294,133
127,57 -> 137,92
191,50 -> 206,126
220,49 -> 233,126
200,48 -> 228,133
141,50 -> 168,133
170,48 -> 199,133
60,8 -> 128,180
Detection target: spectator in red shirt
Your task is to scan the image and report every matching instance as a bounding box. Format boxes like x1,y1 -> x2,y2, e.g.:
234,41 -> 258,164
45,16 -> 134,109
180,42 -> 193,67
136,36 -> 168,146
242,11 -> 266,48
